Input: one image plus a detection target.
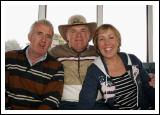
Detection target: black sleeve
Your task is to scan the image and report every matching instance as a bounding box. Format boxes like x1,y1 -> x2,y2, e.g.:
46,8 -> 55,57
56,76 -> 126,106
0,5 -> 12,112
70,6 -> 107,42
78,64 -> 99,110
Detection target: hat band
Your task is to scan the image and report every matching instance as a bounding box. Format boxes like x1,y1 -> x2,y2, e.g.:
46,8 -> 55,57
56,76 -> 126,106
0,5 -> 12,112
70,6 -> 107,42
70,19 -> 86,24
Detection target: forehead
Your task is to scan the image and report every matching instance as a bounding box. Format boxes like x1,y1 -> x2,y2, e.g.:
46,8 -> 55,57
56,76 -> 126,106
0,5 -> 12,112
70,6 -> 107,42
98,28 -> 115,35
33,23 -> 53,33
68,25 -> 89,30
34,23 -> 49,29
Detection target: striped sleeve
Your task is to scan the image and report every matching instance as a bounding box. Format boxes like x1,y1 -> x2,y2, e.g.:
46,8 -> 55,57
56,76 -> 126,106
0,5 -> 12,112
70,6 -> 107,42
38,64 -> 64,109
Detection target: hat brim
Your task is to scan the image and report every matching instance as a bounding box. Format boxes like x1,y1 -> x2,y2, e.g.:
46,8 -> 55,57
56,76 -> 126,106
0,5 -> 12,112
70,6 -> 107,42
58,22 -> 97,42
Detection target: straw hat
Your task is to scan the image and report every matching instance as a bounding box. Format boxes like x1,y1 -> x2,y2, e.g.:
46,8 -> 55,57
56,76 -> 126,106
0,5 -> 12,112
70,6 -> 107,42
58,15 -> 97,42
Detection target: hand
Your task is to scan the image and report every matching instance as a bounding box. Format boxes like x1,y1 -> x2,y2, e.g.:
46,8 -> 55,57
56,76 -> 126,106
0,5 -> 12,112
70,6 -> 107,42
148,73 -> 155,88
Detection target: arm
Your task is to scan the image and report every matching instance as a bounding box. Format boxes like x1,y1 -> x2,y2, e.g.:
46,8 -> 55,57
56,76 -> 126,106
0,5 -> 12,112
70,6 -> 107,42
139,65 -> 155,109
5,66 -> 10,109
38,65 -> 64,109
5,52 -> 12,109
142,62 -> 155,88
130,54 -> 155,109
148,73 -> 155,88
78,65 -> 99,110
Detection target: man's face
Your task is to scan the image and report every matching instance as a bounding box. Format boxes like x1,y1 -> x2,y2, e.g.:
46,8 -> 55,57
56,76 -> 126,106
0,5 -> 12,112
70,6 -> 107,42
66,25 -> 90,52
28,23 -> 53,57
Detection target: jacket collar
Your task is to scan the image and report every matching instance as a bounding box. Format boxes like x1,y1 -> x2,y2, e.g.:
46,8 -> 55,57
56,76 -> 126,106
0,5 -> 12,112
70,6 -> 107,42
93,52 -> 133,76
93,56 -> 109,77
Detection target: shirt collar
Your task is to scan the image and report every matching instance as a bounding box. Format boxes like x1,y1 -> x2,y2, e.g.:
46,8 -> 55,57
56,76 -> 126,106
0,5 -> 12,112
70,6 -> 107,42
26,47 -> 47,66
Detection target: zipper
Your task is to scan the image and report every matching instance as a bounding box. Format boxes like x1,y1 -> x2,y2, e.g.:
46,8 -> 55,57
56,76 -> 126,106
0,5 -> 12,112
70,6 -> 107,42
77,54 -> 82,84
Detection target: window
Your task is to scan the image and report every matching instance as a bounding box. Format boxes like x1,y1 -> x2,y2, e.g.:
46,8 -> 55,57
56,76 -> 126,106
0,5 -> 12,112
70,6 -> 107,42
5,5 -> 38,49
103,5 -> 147,62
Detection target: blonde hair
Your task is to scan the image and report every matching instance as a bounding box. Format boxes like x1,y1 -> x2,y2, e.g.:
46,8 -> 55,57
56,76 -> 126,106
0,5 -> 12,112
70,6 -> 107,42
93,24 -> 121,54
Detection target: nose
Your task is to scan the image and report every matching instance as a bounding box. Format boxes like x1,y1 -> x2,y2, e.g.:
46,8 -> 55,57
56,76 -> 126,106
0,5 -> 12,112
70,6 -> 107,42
76,32 -> 82,38
41,34 -> 47,42
104,38 -> 110,44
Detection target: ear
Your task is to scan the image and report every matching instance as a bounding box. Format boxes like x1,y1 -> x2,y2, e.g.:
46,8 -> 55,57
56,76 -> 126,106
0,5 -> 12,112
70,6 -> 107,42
66,32 -> 69,41
28,33 -> 32,42
66,33 -> 70,43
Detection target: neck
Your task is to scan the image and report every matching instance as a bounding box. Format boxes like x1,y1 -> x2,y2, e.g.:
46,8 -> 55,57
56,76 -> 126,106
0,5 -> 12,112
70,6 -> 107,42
71,46 -> 87,54
104,54 -> 121,66
68,43 -> 88,54
28,47 -> 44,64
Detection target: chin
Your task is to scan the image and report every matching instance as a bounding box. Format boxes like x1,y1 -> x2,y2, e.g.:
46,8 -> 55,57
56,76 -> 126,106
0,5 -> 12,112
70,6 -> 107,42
103,53 -> 114,59
38,50 -> 46,55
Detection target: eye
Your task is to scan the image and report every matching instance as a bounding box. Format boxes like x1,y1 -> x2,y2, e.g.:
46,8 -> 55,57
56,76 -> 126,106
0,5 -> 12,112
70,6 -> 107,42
46,34 -> 52,39
37,31 -> 43,36
98,37 -> 104,41
81,29 -> 88,33
109,36 -> 114,39
109,35 -> 115,39
70,30 -> 76,33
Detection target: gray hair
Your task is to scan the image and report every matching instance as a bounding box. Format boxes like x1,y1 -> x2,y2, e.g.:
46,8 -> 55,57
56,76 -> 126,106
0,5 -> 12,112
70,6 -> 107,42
29,19 -> 54,36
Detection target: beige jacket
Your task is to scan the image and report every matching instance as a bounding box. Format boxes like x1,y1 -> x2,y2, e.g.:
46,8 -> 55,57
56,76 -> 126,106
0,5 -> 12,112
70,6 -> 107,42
49,44 -> 99,102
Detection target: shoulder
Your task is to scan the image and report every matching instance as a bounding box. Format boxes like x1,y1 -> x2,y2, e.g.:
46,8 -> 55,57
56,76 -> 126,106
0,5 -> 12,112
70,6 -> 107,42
47,53 -> 62,63
87,62 -> 104,76
88,45 -> 95,50
128,53 -> 142,65
88,63 -> 99,70
48,44 -> 70,57
5,50 -> 23,59
82,45 -> 98,56
5,50 -> 19,55
45,53 -> 63,69
87,45 -> 98,54
119,52 -> 142,65
49,44 -> 67,52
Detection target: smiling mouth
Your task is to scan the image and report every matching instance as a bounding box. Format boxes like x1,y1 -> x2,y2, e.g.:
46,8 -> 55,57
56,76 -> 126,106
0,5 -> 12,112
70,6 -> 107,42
75,40 -> 83,42
105,48 -> 112,51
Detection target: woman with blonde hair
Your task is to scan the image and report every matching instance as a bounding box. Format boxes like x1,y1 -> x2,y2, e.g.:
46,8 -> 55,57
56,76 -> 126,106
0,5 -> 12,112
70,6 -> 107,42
78,24 -> 155,110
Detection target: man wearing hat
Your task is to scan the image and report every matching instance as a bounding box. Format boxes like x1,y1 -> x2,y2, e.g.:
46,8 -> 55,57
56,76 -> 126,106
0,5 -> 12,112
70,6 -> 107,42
49,15 -> 104,109
49,15 -> 155,110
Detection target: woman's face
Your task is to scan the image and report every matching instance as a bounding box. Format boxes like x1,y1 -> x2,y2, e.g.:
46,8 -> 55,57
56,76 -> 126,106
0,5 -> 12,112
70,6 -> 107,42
97,28 -> 119,59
